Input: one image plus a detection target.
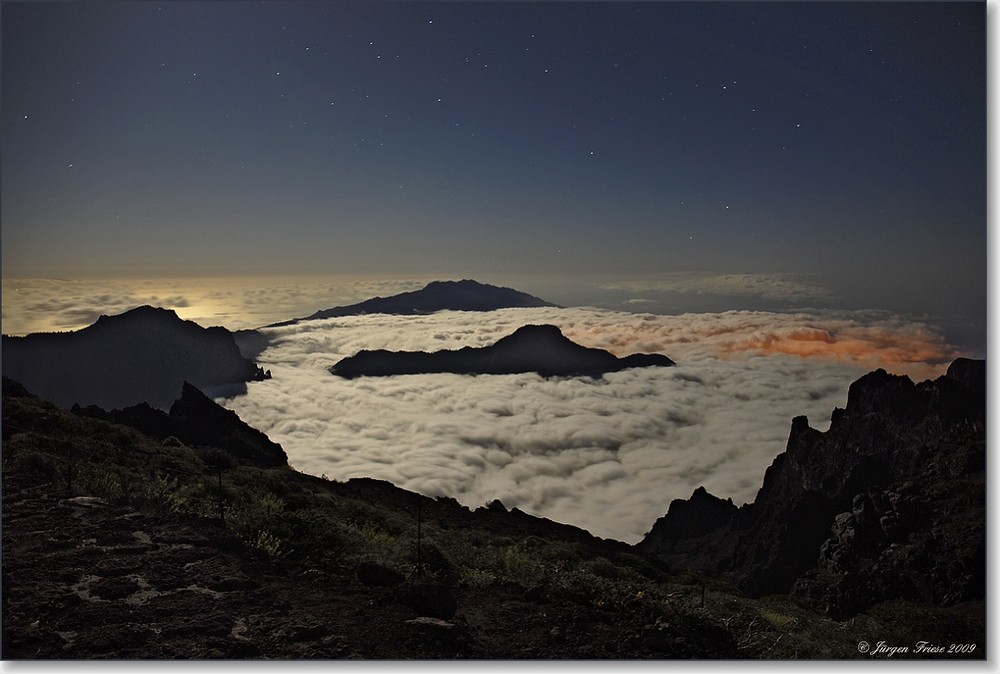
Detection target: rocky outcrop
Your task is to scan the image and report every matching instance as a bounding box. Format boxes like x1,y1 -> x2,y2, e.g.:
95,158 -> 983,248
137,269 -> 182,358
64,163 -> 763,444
232,329 -> 272,361
270,279 -> 558,326
329,324 -> 674,379
635,487 -> 739,576
638,359 -> 985,618
73,382 -> 287,468
2,306 -> 269,410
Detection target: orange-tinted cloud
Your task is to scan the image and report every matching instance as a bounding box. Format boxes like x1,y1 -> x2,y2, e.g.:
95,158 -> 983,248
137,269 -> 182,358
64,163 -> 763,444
559,311 -> 960,382
718,324 -> 958,381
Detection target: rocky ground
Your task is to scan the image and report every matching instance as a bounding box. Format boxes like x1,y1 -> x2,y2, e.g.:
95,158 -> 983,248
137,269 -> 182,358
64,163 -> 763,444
1,475 -> 734,659
1,374 -> 985,660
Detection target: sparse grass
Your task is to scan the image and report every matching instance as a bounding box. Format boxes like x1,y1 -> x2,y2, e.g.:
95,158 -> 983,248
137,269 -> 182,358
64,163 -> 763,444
1,389 -> 985,659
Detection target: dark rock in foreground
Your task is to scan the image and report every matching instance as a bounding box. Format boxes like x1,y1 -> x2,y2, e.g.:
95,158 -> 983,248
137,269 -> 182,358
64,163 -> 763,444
270,279 -> 558,326
329,324 -> 674,379
232,329 -> 272,360
2,306 -> 269,410
73,382 -> 288,468
638,358 -> 985,619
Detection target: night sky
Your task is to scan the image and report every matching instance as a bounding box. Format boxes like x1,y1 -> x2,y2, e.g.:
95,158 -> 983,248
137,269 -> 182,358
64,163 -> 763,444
2,2 -> 986,348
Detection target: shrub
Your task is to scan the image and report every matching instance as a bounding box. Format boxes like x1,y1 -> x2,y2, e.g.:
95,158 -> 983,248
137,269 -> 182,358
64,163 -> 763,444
242,529 -> 292,558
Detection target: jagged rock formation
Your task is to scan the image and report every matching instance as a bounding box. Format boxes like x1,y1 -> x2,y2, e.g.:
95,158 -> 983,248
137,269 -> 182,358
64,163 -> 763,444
232,329 -> 272,360
2,306 -> 269,410
329,324 -> 674,379
72,382 -> 287,468
270,279 -> 558,326
638,358 -> 985,618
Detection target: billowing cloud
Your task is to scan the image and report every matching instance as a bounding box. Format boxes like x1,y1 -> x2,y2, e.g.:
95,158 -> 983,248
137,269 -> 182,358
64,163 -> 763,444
220,307 -> 958,543
3,278 -> 962,543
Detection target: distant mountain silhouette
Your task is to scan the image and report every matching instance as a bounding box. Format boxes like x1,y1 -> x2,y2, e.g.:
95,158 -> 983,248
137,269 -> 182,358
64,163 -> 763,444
330,324 -> 674,378
270,279 -> 558,326
2,306 -> 269,410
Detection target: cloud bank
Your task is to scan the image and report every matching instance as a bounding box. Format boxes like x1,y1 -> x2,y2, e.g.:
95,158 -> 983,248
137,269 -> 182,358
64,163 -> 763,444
1,276 -> 427,335
4,277 -> 963,543
596,272 -> 836,304
220,307 -> 958,543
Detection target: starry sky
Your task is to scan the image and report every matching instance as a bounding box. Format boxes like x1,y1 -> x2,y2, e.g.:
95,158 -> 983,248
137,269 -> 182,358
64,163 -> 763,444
1,1 -> 987,350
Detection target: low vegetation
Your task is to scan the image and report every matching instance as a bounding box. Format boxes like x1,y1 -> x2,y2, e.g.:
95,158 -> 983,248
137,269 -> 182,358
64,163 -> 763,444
2,383 -> 984,659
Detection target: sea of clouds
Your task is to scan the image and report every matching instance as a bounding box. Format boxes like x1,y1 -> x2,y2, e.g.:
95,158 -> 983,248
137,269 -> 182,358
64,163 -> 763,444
221,306 -> 959,544
2,275 -> 964,543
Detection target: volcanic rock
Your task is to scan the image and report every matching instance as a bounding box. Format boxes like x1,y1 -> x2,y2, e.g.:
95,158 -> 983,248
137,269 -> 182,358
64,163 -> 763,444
73,382 -> 288,468
329,324 -> 674,378
638,359 -> 985,618
2,306 -> 269,410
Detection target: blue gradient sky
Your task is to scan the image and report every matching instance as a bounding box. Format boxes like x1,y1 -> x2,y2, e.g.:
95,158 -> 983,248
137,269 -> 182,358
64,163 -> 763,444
2,2 -> 986,349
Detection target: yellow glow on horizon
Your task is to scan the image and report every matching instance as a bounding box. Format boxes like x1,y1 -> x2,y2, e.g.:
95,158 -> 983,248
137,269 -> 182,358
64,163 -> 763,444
0,274 -> 434,335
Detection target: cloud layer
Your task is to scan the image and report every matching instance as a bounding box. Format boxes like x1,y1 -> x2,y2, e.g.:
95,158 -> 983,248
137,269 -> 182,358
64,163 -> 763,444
1,276 -> 427,335
220,307 -> 958,543
3,277 -> 962,543
597,272 -> 836,304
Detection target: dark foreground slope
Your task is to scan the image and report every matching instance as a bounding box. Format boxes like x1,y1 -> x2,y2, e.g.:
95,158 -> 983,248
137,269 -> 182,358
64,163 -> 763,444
271,279 -> 558,326
72,382 -> 287,468
330,324 -> 674,378
2,377 -> 983,659
639,358 -> 985,621
2,306 -> 269,410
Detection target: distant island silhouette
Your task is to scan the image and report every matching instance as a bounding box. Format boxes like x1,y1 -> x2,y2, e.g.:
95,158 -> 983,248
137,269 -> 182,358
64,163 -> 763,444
329,324 -> 674,379
270,279 -> 558,326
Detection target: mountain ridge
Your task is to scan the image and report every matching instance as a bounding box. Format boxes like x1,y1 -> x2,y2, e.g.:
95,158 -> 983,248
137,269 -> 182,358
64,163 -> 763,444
72,381 -> 288,468
1,305 -> 269,410
269,279 -> 558,327
637,357 -> 985,619
329,323 -> 675,378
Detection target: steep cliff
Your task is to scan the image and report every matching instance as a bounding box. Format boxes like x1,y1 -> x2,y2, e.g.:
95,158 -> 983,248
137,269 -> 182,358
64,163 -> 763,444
638,359 -> 985,618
